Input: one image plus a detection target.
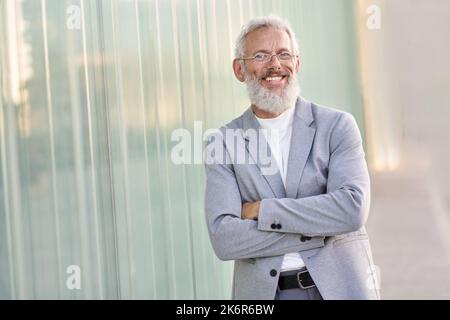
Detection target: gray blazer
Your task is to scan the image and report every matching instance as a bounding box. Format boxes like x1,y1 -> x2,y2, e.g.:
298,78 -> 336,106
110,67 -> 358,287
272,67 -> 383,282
205,97 -> 380,300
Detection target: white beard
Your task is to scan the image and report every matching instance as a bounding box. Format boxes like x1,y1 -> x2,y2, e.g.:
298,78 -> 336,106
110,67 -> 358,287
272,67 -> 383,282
244,73 -> 300,114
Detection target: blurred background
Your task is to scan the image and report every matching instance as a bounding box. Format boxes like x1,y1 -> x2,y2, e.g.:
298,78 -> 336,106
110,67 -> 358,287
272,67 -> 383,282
0,0 -> 449,299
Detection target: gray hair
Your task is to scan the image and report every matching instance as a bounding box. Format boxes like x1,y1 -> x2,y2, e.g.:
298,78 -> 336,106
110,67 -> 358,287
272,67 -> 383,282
234,15 -> 300,59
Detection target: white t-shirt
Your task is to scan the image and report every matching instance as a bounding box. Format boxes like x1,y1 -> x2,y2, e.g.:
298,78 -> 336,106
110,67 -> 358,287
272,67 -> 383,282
255,105 -> 305,271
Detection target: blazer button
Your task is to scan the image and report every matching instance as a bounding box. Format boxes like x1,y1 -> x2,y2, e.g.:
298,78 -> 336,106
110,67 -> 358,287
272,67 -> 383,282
270,269 -> 277,277
300,235 -> 312,242
270,224 -> 277,229
276,224 -> 282,229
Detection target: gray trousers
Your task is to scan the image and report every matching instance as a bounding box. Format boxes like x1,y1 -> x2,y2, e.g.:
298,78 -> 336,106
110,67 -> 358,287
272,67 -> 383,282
274,268 -> 323,300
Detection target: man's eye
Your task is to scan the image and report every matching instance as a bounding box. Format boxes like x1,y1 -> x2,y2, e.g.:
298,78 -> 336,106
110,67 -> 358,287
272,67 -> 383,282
278,52 -> 292,60
254,53 -> 268,61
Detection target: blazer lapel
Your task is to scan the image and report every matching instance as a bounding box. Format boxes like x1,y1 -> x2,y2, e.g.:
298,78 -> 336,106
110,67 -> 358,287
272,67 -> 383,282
242,108 -> 286,198
285,98 -> 316,199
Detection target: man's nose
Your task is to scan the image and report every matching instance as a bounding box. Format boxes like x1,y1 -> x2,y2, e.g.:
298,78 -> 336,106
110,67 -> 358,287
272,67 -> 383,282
267,54 -> 282,69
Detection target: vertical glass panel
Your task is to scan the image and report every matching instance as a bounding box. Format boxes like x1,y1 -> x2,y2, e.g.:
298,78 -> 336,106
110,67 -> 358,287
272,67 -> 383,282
0,0 -> 118,299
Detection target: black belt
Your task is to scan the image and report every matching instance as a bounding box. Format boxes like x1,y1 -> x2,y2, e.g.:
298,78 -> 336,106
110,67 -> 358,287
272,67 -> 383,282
278,269 -> 316,290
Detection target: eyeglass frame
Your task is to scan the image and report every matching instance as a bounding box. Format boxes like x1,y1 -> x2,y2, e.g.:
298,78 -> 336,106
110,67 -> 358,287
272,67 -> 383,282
238,51 -> 299,64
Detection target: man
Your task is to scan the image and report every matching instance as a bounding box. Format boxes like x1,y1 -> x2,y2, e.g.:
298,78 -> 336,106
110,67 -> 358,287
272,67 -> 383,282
204,15 -> 379,300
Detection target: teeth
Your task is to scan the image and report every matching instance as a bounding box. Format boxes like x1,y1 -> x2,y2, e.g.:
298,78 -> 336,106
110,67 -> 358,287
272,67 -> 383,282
265,76 -> 282,81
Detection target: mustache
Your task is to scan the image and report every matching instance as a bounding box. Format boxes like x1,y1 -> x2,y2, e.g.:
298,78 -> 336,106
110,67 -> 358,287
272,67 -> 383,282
262,71 -> 288,78
244,73 -> 291,83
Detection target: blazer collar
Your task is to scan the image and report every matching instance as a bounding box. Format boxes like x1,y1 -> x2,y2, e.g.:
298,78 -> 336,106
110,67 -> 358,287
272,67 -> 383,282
285,97 -> 316,198
241,97 -> 316,199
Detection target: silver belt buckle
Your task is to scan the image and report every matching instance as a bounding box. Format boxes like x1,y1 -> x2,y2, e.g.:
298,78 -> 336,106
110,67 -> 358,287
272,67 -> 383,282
297,270 -> 315,289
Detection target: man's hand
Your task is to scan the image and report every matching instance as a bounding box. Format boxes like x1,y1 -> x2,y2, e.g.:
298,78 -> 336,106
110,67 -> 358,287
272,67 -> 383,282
241,201 -> 261,220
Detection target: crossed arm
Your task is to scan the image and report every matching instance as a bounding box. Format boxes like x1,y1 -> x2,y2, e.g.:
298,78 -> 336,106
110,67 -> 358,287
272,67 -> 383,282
205,113 -> 370,261
241,201 -> 261,220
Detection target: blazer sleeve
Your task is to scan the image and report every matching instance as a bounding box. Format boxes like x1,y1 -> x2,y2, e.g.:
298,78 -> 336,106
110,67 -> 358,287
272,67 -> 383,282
204,132 -> 325,261
258,112 -> 371,237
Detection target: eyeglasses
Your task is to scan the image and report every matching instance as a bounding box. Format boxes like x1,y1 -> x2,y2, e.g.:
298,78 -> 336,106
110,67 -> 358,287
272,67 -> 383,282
239,51 -> 298,63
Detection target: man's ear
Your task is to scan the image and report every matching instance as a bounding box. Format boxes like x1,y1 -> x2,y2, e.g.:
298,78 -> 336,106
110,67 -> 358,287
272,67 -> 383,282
295,55 -> 301,74
232,59 -> 246,82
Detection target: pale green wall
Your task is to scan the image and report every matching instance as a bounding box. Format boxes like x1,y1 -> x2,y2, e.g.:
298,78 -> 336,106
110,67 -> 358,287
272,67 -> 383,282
0,0 -> 363,299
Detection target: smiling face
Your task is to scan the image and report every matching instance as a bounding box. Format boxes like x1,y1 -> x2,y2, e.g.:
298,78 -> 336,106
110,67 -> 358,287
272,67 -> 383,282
233,27 -> 301,117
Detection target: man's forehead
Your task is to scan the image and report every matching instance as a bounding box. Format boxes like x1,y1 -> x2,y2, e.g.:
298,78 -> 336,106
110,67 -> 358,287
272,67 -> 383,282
244,27 -> 292,50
